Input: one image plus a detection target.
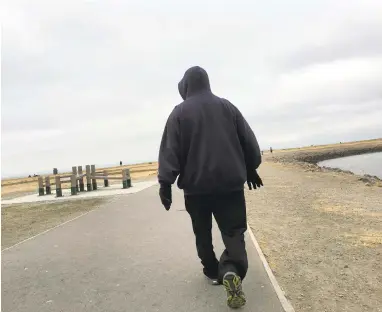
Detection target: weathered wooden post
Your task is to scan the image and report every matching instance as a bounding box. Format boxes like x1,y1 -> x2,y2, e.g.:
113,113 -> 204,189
122,169 -> 128,189
126,168 -> 132,187
91,165 -> 97,190
55,176 -> 62,197
85,165 -> 92,191
78,166 -> 85,191
103,170 -> 109,187
70,174 -> 77,195
72,166 -> 79,192
38,176 -> 45,196
53,168 -> 58,175
45,176 -> 51,195
122,169 -> 132,188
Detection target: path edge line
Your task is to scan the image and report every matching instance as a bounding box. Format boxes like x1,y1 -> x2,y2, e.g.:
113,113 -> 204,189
2,210 -> 96,252
247,223 -> 295,312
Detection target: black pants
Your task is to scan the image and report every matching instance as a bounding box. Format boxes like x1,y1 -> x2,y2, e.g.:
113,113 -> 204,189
184,190 -> 248,282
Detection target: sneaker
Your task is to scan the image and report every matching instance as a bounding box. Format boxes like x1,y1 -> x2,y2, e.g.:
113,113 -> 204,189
203,271 -> 220,285
222,272 -> 246,308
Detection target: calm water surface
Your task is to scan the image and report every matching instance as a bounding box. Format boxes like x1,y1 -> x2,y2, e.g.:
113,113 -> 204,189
318,152 -> 382,178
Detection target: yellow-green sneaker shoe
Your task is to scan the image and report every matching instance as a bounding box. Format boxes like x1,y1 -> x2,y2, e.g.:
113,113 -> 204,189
222,272 -> 246,309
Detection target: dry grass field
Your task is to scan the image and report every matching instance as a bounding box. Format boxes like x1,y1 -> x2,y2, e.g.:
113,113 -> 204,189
1,198 -> 106,250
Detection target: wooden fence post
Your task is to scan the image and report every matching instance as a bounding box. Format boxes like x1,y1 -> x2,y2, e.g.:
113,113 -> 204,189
86,165 -> 92,191
45,176 -> 51,195
71,174 -> 77,195
103,170 -> 109,187
91,165 -> 97,190
125,169 -> 131,187
55,176 -> 62,197
122,169 -> 128,189
78,166 -> 85,191
72,166 -> 79,192
38,176 -> 45,196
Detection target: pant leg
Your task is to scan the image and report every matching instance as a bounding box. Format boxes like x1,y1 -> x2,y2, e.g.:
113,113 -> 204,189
184,195 -> 219,275
211,190 -> 248,282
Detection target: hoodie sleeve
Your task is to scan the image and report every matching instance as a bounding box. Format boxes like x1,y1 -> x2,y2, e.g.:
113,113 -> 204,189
234,106 -> 262,172
158,106 -> 181,186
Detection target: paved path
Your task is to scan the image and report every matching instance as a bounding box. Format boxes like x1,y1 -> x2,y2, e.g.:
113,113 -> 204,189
2,185 -> 285,312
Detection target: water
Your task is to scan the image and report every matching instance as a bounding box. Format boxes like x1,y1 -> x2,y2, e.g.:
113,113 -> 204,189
318,152 -> 382,179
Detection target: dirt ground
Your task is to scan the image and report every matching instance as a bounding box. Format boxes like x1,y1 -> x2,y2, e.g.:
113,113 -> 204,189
1,198 -> 106,250
247,160 -> 382,312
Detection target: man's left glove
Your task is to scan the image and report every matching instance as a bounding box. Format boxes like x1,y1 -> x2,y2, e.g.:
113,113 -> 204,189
247,170 -> 263,190
159,183 -> 172,210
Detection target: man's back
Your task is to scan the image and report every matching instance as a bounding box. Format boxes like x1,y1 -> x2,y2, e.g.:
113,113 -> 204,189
176,92 -> 248,194
158,66 -> 261,195
157,66 -> 263,309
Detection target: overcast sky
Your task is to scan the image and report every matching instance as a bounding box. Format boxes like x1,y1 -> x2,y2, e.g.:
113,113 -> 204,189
1,0 -> 382,177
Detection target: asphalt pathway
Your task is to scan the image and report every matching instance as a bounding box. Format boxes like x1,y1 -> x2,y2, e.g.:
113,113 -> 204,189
2,185 -> 284,312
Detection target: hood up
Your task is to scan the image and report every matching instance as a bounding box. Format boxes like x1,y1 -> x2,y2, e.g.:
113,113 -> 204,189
178,66 -> 211,100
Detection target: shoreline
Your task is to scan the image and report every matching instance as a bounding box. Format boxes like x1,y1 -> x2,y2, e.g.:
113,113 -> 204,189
266,138 -> 382,186
268,138 -> 382,164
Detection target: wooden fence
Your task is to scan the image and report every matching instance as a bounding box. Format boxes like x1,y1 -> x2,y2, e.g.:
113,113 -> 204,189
37,165 -> 131,197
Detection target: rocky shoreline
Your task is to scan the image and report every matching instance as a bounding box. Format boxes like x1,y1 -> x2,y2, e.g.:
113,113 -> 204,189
267,139 -> 382,186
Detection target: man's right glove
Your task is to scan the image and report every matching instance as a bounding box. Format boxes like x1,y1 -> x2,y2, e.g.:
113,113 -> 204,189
247,170 -> 263,190
159,183 -> 172,210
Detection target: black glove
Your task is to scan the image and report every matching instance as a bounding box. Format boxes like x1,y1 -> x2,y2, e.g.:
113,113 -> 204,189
159,183 -> 172,210
247,170 -> 263,190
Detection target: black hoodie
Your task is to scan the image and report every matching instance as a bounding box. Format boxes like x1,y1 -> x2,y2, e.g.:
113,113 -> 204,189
158,66 -> 261,195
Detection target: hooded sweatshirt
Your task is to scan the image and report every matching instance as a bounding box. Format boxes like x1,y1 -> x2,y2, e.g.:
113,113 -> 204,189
158,66 -> 261,195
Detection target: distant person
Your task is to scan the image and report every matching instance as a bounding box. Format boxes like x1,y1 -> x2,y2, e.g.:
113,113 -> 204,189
158,66 -> 263,308
270,147 -> 273,153
120,161 -> 122,166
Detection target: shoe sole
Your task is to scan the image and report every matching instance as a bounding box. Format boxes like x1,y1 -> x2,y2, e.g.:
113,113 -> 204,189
223,274 -> 246,309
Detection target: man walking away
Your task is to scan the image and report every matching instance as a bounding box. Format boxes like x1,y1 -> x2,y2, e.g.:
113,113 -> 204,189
158,66 -> 263,309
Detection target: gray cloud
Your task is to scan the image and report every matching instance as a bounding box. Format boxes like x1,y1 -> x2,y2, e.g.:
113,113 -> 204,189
1,0 -> 382,177
281,23 -> 382,70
